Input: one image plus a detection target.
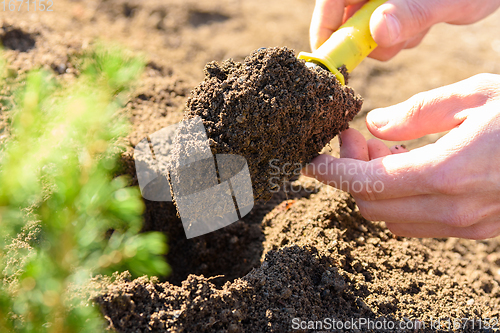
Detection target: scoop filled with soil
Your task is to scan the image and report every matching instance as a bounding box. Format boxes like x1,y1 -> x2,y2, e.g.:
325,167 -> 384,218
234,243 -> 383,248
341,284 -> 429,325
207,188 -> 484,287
181,0 -> 390,201
184,46 -> 363,201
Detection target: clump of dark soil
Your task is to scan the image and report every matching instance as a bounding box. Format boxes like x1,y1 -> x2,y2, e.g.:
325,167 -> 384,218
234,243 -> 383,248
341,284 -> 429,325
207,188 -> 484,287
184,47 -> 362,200
0,26 -> 36,52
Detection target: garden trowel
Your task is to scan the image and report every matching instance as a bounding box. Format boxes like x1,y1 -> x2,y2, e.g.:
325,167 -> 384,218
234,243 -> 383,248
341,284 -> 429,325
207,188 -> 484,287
298,0 -> 386,85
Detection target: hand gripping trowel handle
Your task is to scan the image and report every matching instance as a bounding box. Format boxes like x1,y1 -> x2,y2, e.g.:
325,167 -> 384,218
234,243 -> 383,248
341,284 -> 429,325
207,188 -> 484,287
298,0 -> 386,85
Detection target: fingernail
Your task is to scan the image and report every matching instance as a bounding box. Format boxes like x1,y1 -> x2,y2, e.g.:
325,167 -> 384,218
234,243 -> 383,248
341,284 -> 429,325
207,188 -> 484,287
366,109 -> 389,129
384,13 -> 401,45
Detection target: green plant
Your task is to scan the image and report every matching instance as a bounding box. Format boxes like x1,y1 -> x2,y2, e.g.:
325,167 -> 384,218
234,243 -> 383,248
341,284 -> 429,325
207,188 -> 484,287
0,45 -> 170,332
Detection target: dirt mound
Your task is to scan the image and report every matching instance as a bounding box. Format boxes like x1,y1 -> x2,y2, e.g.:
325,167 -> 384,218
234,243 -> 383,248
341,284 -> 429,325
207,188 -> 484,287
184,47 -> 362,200
95,180 -> 500,333
140,181 -> 318,287
95,246 -> 349,333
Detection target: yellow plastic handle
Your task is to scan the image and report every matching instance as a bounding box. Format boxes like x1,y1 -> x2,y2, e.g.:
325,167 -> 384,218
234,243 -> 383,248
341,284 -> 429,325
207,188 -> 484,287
298,0 -> 386,85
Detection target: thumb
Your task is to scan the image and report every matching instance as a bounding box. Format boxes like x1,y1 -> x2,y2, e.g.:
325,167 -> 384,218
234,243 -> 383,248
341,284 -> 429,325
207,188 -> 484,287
369,0 -> 468,47
366,76 -> 492,141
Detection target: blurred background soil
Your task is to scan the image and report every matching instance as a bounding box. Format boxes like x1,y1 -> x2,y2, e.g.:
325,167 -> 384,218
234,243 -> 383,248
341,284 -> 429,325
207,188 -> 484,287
2,0 -> 500,332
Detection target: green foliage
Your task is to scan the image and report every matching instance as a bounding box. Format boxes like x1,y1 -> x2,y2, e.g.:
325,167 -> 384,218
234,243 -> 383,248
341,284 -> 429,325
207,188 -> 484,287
0,45 -> 170,332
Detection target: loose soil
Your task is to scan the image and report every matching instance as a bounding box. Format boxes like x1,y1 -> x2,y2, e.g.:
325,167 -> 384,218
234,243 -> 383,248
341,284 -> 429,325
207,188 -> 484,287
2,1 -> 500,332
96,183 -> 500,333
184,47 -> 361,200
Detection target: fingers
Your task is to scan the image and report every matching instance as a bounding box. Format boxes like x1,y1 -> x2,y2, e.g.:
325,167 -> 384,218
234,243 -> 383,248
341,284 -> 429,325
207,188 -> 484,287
389,144 -> 408,154
310,0 -> 500,57
368,28 -> 430,61
367,40 -> 408,61
404,28 -> 430,49
310,0 -> 368,50
367,139 -> 391,159
365,76 -> 494,141
339,128 -> 369,161
339,130 -> 408,160
369,0 -> 469,48
302,146 -> 438,201
386,216 -> 500,240
343,1 -> 368,22
310,0 -> 344,51
357,192 -> 497,225
356,194 -> 442,224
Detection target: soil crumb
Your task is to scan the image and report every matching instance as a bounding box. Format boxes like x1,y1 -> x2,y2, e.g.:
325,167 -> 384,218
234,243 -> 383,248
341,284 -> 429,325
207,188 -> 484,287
184,47 -> 362,201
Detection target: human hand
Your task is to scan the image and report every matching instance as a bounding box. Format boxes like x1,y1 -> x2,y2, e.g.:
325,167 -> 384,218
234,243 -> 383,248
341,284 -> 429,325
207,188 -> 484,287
310,0 -> 500,60
303,74 -> 500,239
